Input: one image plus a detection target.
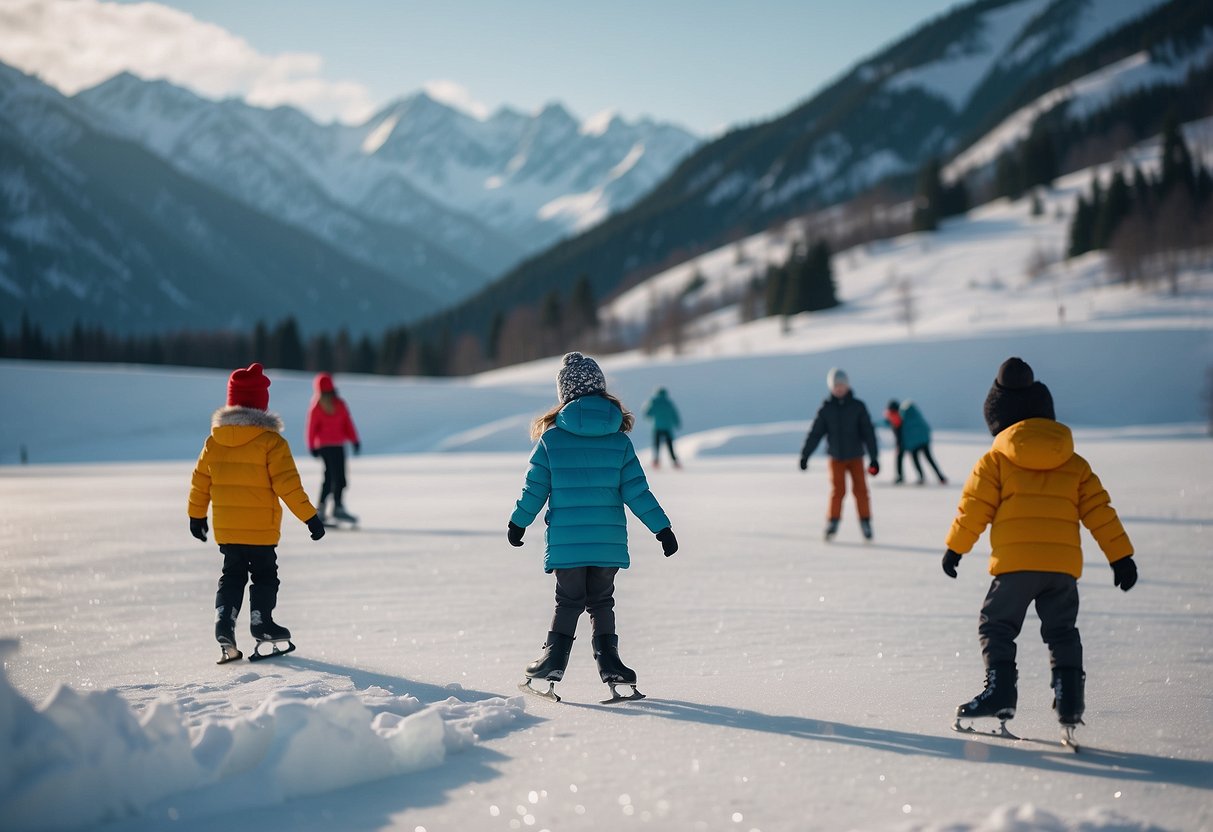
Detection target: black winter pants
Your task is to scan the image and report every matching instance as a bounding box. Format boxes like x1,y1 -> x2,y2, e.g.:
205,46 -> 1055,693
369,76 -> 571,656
653,430 -> 678,464
551,566 -> 619,637
978,571 -> 1082,670
317,445 -> 347,506
215,544 -> 279,615
896,443 -> 946,482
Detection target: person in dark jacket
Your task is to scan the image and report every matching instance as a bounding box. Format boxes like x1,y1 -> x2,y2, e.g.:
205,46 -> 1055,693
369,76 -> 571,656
885,399 -> 947,485
799,368 -> 879,541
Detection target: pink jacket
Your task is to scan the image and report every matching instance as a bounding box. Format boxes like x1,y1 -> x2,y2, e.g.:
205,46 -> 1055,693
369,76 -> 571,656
307,397 -> 359,451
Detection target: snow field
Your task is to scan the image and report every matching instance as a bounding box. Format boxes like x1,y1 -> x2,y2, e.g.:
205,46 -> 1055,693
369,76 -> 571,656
2,433 -> 1211,831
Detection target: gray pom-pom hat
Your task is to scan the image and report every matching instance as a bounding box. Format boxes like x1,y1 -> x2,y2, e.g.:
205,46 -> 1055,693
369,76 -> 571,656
557,351 -> 607,404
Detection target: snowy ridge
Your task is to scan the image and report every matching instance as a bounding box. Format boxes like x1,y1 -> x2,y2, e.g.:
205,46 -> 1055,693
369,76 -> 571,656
0,639 -> 524,832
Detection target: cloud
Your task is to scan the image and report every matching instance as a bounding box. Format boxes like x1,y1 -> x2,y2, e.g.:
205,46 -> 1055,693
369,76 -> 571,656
0,0 -> 377,123
422,79 -> 490,120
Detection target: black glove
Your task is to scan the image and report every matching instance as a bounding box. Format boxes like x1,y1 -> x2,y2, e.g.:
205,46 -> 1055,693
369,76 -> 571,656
868,460 -> 880,476
656,527 -> 678,557
310,448 -> 320,458
1111,555 -> 1137,591
353,442 -> 361,455
189,516 -> 208,542
306,514 -> 326,540
799,456 -> 808,471
942,548 -> 962,578
507,522 -> 525,547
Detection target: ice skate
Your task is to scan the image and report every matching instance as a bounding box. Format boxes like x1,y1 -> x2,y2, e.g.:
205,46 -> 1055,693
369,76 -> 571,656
248,610 -> 295,661
519,631 -> 574,702
859,518 -> 873,541
331,504 -> 358,526
215,607 -> 242,664
953,663 -> 1018,738
593,634 -> 645,704
824,518 -> 839,541
1052,667 -> 1085,752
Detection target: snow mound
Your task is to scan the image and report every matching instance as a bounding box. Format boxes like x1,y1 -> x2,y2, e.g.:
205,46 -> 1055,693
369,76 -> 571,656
0,639 -> 525,832
902,803 -> 1169,832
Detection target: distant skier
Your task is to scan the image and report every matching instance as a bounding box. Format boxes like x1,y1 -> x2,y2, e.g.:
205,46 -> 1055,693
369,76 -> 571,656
884,399 -> 947,485
188,362 -> 326,663
508,352 -> 678,703
943,357 -> 1137,748
799,368 -> 879,541
643,387 -> 682,468
306,372 -> 361,526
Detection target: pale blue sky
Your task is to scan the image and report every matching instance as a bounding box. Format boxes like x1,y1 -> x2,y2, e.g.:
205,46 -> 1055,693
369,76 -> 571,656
106,0 -> 965,133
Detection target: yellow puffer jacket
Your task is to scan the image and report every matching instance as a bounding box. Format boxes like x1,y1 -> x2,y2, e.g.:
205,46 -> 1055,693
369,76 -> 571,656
946,418 -> 1132,578
188,407 -> 316,546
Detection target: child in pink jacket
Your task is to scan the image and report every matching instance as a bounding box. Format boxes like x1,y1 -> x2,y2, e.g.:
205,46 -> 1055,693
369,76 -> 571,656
306,373 -> 361,524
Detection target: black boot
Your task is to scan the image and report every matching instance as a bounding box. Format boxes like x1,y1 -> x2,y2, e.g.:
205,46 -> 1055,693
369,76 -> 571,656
1052,667 -> 1085,726
592,634 -> 637,684
250,609 -> 291,642
957,663 -> 1018,720
525,631 -> 574,682
824,517 -> 840,541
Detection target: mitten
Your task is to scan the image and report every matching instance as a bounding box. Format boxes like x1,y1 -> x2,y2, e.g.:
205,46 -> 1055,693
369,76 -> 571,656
1111,555 -> 1137,591
353,442 -> 361,455
799,456 -> 808,471
868,460 -> 880,476
942,548 -> 961,578
189,516 -> 208,542
507,522 -> 525,547
310,448 -> 320,458
656,527 -> 679,557
306,515 -> 326,540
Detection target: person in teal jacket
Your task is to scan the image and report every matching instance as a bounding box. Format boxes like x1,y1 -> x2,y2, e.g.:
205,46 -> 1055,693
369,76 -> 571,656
885,399 -> 947,485
508,352 -> 678,701
643,387 -> 682,468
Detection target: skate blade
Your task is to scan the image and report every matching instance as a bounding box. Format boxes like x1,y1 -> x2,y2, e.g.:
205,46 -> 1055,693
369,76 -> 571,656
217,644 -> 243,665
600,683 -> 645,705
248,639 -> 296,662
952,717 -> 1019,740
518,678 -> 561,702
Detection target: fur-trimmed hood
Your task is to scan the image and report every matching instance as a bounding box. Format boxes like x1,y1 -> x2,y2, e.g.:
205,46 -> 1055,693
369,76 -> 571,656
211,406 -> 284,447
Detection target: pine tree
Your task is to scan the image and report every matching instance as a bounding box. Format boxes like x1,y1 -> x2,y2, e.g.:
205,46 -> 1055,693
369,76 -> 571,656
1094,170 -> 1131,250
1067,194 -> 1094,258
805,241 -> 838,312
272,319 -> 305,370
996,152 -> 1023,201
1159,113 -> 1195,198
253,321 -> 269,364
570,275 -> 598,333
486,310 -> 505,361
764,263 -> 789,318
354,335 -> 376,374
912,159 -> 944,231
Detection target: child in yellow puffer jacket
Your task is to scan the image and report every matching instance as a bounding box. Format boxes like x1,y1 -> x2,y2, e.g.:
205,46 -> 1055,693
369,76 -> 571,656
942,357 -> 1137,740
188,363 -> 326,663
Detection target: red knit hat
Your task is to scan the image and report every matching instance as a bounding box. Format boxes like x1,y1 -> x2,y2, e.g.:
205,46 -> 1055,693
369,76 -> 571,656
314,372 -> 335,395
227,363 -> 271,410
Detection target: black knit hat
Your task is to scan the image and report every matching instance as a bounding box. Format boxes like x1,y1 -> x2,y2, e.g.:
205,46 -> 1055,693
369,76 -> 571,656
983,357 -> 1055,436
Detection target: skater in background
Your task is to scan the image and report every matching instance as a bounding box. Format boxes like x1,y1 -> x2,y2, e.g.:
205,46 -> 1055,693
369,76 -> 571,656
943,357 -> 1137,742
508,352 -> 678,702
306,372 -> 361,525
884,399 -> 947,485
643,386 -> 682,468
188,363 -> 326,663
799,368 -> 879,541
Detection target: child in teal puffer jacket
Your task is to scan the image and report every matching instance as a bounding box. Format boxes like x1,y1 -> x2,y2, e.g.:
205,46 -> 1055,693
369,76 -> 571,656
508,352 -> 678,702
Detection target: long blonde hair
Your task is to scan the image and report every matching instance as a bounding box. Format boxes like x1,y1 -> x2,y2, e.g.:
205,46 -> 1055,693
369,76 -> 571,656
530,392 -> 635,440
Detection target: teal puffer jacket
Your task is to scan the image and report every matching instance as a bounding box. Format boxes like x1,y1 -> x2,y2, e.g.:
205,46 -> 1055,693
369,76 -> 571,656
899,401 -> 932,450
644,389 -> 681,432
511,396 -> 671,572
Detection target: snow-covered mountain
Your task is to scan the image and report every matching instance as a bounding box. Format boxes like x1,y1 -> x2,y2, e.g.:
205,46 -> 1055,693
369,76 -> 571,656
74,76 -> 700,273
0,63 -> 454,334
425,0 -> 1208,345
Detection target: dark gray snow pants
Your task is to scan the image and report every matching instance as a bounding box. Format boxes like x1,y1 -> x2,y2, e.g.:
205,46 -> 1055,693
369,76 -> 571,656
551,566 -> 619,637
979,571 -> 1082,669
